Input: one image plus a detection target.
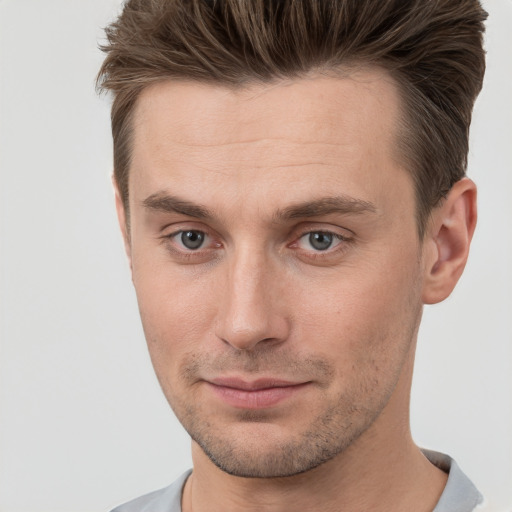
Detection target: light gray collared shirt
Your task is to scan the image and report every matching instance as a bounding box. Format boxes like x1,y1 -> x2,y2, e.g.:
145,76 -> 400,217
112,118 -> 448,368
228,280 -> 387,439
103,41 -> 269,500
111,450 -> 483,512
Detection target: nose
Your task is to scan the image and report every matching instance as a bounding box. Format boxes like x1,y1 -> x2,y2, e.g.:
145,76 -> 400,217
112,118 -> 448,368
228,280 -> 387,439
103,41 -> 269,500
214,247 -> 290,351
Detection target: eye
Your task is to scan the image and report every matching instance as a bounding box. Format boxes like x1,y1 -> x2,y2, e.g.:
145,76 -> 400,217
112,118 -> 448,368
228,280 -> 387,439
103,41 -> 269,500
161,227 -> 222,263
174,230 -> 208,250
296,231 -> 345,252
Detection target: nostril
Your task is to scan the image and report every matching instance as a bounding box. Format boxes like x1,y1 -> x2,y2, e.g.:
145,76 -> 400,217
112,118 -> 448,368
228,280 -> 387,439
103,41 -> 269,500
218,334 -> 286,353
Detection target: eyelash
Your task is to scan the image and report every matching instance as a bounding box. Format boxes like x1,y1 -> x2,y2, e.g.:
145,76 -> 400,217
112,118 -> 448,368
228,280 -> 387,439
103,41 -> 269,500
161,226 -> 352,262
291,230 -> 350,257
163,229 -> 221,262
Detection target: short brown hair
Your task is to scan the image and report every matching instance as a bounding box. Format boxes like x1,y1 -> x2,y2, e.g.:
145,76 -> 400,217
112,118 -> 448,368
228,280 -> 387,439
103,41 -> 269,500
97,0 -> 487,237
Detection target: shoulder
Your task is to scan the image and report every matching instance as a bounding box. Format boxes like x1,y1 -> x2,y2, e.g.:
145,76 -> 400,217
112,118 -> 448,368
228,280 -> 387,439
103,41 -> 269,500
423,450 -> 484,512
110,470 -> 191,512
110,488 -> 168,512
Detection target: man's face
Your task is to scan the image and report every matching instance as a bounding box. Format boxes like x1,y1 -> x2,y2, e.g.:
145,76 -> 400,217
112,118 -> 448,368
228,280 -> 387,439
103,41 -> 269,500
123,70 -> 427,477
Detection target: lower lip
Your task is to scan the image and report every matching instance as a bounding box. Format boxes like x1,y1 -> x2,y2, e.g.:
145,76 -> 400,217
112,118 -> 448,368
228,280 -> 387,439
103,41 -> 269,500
206,382 -> 310,409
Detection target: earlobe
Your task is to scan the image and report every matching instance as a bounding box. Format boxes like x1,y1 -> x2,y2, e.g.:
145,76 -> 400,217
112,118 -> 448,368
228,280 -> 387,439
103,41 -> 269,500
422,178 -> 477,305
113,176 -> 133,272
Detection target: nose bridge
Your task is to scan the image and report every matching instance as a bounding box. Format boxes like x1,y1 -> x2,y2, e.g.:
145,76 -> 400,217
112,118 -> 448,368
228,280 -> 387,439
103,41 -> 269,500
215,242 -> 287,351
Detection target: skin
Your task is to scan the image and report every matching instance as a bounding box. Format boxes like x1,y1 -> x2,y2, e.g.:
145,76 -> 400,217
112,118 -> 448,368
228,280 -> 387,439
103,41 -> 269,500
116,68 -> 477,511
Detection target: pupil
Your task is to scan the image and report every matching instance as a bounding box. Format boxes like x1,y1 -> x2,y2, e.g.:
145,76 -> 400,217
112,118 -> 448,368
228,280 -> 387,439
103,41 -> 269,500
181,231 -> 204,250
309,232 -> 332,251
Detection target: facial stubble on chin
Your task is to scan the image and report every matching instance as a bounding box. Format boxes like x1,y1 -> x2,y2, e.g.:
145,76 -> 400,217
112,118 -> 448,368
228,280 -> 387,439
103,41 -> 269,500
158,347 -> 399,479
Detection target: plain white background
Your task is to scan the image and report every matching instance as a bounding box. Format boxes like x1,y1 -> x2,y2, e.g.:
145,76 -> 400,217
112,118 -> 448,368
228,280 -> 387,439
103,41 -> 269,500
0,1 -> 510,511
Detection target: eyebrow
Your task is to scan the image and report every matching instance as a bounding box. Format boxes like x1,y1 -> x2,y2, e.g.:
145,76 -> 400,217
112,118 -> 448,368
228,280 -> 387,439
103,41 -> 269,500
274,195 -> 378,221
142,193 -> 213,219
142,192 -> 377,221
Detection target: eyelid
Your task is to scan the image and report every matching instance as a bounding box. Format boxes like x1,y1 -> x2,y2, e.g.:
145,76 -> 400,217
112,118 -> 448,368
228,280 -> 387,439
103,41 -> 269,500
298,231 -> 345,247
294,231 -> 346,253
160,221 -> 213,240
160,223 -> 223,259
290,223 -> 352,242
287,225 -> 354,261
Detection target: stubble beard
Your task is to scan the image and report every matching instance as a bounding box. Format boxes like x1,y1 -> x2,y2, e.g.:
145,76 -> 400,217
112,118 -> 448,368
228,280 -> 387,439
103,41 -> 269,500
185,395 -> 381,478
160,348 -> 402,479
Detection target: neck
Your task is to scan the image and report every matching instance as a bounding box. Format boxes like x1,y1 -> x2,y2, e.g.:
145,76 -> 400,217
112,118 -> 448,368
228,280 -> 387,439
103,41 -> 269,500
182,347 -> 447,512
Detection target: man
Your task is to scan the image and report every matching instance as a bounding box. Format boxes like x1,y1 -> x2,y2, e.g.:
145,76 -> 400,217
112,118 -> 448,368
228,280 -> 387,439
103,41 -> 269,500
97,1 -> 488,510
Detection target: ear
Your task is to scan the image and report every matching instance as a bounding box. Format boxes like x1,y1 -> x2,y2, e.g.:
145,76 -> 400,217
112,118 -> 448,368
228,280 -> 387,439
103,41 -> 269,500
113,176 -> 133,273
422,178 -> 477,305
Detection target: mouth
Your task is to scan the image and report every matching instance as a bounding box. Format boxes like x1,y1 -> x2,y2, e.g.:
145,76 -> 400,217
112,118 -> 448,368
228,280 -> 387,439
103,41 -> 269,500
205,377 -> 311,409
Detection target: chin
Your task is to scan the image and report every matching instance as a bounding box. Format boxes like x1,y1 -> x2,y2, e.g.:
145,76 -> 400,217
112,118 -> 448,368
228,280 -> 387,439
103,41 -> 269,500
185,409 -> 375,479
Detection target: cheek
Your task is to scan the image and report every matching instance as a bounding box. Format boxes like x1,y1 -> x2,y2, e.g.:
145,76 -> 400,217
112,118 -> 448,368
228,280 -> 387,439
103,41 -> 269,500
296,250 -> 423,364
132,257 -> 218,365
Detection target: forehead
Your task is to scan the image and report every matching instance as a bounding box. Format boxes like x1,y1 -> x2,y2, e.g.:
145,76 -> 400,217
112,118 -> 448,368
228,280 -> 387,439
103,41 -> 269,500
129,69 -> 410,224
132,67 -> 401,155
